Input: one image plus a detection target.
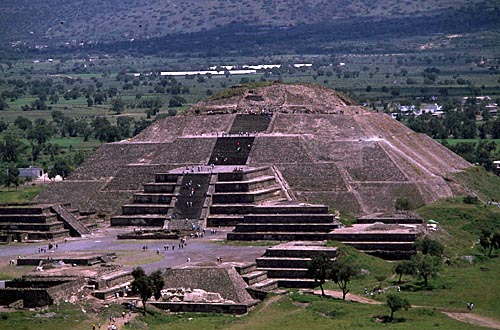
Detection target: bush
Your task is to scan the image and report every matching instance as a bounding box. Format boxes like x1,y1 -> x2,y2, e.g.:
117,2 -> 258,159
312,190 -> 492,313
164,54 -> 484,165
395,197 -> 411,210
463,195 -> 479,204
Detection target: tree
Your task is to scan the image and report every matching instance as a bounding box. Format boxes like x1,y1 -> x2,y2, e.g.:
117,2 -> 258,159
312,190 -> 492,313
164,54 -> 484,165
28,123 -> 53,145
410,254 -> 441,287
48,158 -> 72,179
414,237 -> 444,257
479,229 -> 500,257
149,270 -> 165,301
330,253 -> 360,300
131,267 -> 165,315
395,197 -> 410,211
386,294 -> 411,321
168,95 -> 186,107
110,97 -> 125,114
1,133 -> 25,162
5,166 -> 20,191
307,254 -> 333,297
394,260 -> 415,283
132,267 -> 153,315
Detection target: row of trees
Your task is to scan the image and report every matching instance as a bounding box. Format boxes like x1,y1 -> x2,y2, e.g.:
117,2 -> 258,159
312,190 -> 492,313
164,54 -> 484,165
0,112 -> 153,185
394,237 -> 444,286
307,247 -> 360,300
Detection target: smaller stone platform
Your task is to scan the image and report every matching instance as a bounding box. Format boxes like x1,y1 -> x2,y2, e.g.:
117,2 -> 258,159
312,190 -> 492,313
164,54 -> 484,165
16,251 -> 116,266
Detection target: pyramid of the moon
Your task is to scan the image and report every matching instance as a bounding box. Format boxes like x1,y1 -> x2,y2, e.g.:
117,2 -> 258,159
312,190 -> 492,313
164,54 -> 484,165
35,83 -> 471,216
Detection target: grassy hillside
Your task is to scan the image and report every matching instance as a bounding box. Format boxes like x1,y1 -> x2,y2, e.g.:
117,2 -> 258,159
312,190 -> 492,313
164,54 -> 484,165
451,167 -> 500,201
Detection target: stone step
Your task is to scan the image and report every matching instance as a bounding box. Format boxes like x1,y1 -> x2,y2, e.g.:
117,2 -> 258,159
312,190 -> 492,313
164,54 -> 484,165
154,173 -> 180,183
207,215 -> 244,227
341,241 -> 416,251
275,278 -> 318,289
122,204 -> 171,215
256,257 -> 316,269
143,183 -> 176,193
249,278 -> 278,292
234,262 -> 257,275
243,214 -> 336,224
0,222 -> 66,231
0,206 -> 51,215
133,193 -> 173,204
357,218 -> 423,224
0,214 -> 58,223
264,244 -> 337,258
210,204 -> 256,214
215,176 -> 277,192
242,270 -> 269,285
234,223 -> 340,233
328,233 -> 417,242
253,205 -> 329,214
111,215 -> 167,227
227,232 -> 331,241
22,229 -> 71,240
212,187 -> 282,204
364,250 -> 416,260
217,167 -> 273,182
257,267 -> 310,279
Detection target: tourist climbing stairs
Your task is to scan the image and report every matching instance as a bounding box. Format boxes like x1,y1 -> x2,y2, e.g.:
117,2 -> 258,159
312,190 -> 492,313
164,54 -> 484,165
172,173 -> 211,221
229,114 -> 272,134
51,204 -> 92,237
208,137 -> 255,165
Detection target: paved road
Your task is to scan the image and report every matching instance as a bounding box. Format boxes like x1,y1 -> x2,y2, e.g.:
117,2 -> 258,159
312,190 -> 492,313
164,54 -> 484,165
0,227 -> 269,273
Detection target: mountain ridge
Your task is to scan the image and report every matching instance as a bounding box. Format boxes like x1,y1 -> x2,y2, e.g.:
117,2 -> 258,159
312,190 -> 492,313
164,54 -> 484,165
1,0 -> 498,51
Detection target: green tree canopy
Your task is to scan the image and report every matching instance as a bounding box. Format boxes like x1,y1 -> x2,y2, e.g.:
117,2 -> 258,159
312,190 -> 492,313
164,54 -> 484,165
330,251 -> 360,300
386,294 -> 411,321
307,254 -> 333,297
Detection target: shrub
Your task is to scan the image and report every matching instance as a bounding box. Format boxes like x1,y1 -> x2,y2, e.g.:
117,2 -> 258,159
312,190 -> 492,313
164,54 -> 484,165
463,195 -> 479,204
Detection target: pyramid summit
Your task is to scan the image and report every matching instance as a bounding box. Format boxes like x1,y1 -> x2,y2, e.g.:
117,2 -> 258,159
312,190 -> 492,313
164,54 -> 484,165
36,83 -> 471,217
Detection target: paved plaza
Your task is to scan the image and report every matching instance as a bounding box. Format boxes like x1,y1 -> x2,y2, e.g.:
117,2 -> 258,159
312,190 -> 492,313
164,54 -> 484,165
0,227 -> 269,273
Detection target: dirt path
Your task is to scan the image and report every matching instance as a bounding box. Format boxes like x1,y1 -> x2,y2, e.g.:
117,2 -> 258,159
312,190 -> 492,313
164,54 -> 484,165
313,289 -> 383,304
260,295 -> 283,313
313,290 -> 500,329
442,312 -> 500,330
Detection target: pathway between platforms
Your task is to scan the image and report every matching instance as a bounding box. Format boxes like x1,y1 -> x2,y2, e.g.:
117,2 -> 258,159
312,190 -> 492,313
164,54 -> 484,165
442,312 -> 500,330
313,290 -> 500,329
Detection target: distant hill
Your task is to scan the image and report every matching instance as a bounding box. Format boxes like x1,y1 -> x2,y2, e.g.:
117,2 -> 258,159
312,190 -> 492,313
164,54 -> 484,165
0,0 -> 499,55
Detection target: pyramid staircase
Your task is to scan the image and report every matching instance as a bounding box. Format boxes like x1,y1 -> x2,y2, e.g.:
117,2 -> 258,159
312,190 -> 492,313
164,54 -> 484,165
0,204 -> 95,242
229,114 -> 272,134
208,137 -> 255,165
111,172 -> 214,230
236,242 -> 337,300
51,204 -> 92,237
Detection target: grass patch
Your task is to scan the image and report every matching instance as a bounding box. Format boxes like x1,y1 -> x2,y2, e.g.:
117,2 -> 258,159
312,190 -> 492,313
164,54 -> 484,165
451,166 -> 500,201
128,294 -> 481,329
114,250 -> 164,267
0,185 -> 45,204
416,198 -> 500,256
